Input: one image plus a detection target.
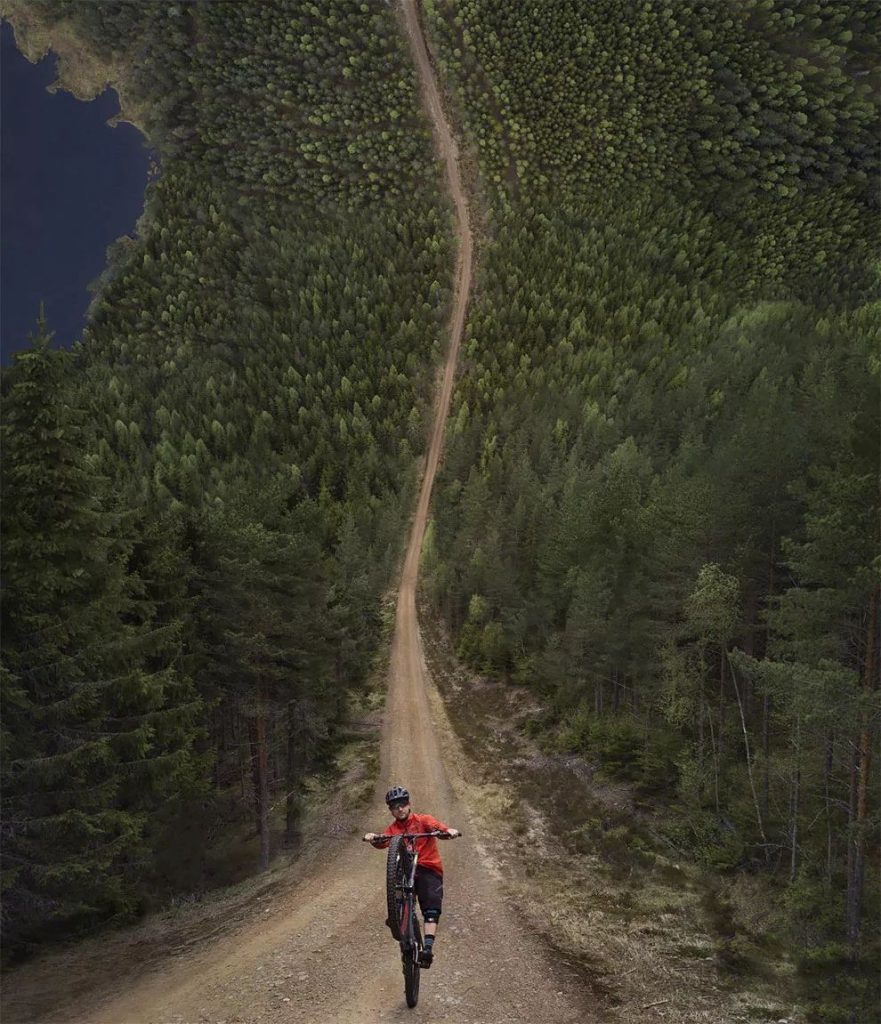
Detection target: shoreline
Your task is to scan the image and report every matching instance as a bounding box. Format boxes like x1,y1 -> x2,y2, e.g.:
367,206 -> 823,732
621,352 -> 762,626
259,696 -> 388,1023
1,4 -> 150,140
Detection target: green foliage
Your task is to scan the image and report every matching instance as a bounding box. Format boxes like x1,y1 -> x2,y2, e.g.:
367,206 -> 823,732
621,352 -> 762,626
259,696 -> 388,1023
427,0 -> 878,211
1,0 -> 453,955
552,704 -> 681,795
588,717 -> 645,782
34,0 -> 437,207
424,0 -> 880,1013
1,324 -> 203,953
685,565 -> 740,648
669,810 -> 747,872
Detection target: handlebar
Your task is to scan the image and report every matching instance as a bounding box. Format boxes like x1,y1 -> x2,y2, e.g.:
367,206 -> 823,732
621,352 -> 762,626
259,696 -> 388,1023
401,831 -> 461,839
362,830 -> 462,845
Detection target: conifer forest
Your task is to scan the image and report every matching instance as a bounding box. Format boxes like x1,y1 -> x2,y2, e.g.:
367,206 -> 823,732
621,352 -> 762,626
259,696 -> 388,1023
1,2 -> 878,1020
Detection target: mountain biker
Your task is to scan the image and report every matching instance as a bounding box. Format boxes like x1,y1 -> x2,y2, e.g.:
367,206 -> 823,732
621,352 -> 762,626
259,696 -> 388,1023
363,786 -> 460,967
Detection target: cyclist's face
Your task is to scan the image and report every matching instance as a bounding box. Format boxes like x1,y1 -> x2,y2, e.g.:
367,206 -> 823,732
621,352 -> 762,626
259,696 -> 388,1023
389,800 -> 410,820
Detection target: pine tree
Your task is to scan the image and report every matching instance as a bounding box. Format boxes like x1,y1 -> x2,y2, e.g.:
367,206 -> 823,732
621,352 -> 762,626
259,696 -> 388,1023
1,319 -> 201,953
190,489 -> 332,870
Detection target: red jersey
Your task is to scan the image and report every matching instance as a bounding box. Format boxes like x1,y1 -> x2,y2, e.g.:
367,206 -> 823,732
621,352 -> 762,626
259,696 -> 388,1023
377,812 -> 452,876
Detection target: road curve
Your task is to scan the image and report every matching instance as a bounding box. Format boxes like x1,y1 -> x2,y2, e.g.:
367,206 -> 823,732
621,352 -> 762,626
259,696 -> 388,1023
398,0 -> 472,594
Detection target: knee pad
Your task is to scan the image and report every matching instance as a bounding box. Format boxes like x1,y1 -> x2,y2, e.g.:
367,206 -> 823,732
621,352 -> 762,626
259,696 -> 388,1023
423,908 -> 441,924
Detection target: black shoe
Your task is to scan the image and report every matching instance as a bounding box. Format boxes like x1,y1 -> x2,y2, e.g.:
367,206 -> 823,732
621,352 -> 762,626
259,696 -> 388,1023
385,917 -> 394,931
419,946 -> 434,968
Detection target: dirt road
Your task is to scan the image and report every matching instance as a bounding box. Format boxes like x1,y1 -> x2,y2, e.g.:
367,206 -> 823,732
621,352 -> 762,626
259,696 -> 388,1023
3,6 -> 597,1022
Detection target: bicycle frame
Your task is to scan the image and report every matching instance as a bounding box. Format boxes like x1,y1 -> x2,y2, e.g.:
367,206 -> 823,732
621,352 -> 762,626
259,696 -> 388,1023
396,836 -> 422,955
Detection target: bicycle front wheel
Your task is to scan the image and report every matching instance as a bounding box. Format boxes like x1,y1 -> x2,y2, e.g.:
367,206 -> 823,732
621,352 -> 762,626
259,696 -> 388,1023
386,835 -> 410,942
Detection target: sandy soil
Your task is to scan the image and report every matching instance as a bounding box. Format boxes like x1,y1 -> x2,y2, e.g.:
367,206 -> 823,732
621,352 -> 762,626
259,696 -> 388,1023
2,4 -> 598,1023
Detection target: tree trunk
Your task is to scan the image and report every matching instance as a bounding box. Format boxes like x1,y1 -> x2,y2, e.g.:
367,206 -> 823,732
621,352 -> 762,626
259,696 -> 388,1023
211,708 -> 222,789
701,651 -> 720,813
240,712 -> 249,801
718,647 -> 726,774
741,588 -> 757,719
267,711 -> 277,789
846,584 -> 879,954
707,708 -> 720,815
761,692 -> 770,821
761,534 -> 776,820
729,653 -> 768,856
285,701 -> 302,847
845,741 -> 860,948
698,680 -> 705,793
789,714 -> 801,883
824,731 -> 834,888
248,699 -> 271,872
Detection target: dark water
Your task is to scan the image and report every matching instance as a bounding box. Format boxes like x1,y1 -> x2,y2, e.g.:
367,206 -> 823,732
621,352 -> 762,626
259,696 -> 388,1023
1,20 -> 151,364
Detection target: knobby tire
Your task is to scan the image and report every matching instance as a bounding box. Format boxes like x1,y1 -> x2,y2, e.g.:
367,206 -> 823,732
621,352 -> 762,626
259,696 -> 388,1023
404,915 -> 422,1008
386,835 -> 409,942
404,946 -> 421,1008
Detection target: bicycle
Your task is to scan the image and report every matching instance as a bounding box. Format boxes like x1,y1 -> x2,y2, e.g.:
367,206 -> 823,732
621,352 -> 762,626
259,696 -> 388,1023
364,829 -> 460,1008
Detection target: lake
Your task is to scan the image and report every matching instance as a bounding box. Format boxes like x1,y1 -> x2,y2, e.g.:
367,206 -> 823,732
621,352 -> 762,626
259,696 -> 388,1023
1,20 -> 151,364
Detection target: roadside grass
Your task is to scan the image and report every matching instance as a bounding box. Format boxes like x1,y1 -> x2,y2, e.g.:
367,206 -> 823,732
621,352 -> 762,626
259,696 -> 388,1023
419,592 -> 804,1024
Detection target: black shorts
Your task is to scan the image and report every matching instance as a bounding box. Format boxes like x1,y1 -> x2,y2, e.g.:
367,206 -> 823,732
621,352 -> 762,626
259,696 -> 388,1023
414,866 -> 444,914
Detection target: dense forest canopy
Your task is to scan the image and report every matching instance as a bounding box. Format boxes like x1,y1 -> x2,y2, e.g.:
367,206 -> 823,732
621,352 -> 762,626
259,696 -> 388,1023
1,1 -> 879,1020
2,0 -> 452,958
420,0 -> 879,1019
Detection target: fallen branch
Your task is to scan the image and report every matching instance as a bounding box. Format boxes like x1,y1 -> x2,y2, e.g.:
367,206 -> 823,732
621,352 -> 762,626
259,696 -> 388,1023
642,999 -> 670,1010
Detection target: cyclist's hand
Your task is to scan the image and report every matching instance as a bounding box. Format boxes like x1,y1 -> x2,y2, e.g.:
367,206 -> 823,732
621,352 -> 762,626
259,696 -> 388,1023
442,829 -> 461,839
363,832 -> 377,843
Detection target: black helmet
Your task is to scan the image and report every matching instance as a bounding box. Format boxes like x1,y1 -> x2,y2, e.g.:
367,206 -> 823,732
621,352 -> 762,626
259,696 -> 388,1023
385,786 -> 410,805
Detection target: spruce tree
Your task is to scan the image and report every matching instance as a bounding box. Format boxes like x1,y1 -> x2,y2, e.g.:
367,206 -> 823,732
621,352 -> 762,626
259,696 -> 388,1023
1,320 -> 201,953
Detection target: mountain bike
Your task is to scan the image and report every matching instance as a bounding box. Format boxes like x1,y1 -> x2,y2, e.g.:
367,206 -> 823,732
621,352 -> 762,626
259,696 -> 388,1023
364,830 -> 458,1008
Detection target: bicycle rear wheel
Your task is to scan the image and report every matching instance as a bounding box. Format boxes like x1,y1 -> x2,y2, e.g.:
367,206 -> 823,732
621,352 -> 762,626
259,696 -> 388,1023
404,914 -> 422,1008
404,945 -> 421,1008
386,835 -> 410,942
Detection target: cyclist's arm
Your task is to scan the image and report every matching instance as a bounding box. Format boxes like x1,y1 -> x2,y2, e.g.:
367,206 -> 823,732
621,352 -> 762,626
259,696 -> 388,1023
363,831 -> 393,847
421,815 -> 460,838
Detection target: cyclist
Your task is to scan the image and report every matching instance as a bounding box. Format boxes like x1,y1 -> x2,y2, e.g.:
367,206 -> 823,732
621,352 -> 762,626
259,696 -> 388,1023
364,786 -> 460,966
